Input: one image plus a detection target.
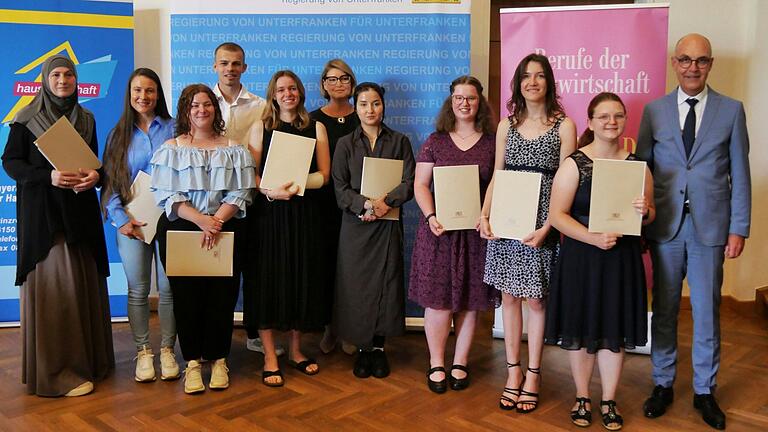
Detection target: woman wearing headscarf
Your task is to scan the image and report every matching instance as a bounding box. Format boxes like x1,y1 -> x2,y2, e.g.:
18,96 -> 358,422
2,54 -> 114,397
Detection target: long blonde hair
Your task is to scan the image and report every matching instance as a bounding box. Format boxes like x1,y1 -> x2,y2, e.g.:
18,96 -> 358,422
261,70 -> 311,131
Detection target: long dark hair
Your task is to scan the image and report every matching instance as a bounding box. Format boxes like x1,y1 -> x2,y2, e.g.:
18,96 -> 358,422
101,68 -> 171,217
261,70 -> 311,131
577,92 -> 626,148
435,75 -> 495,135
175,84 -> 225,137
506,53 -> 565,126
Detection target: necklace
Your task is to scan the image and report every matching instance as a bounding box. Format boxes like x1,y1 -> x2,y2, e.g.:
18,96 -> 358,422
453,131 -> 479,141
337,116 -> 345,124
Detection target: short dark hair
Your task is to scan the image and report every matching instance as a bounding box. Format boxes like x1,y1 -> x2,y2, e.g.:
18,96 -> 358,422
214,42 -> 245,59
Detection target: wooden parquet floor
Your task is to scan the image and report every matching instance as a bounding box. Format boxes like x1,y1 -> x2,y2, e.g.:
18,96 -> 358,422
0,305 -> 767,431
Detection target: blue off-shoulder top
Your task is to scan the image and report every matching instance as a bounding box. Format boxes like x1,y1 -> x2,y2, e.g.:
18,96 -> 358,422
150,142 -> 257,221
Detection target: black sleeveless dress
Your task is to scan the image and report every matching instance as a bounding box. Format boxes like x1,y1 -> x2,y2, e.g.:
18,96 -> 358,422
243,121 -> 329,333
544,150 -> 648,353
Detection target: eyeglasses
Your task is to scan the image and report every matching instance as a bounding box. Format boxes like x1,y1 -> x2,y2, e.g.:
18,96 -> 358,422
323,75 -> 352,85
592,113 -> 626,123
675,56 -> 712,68
452,95 -> 478,104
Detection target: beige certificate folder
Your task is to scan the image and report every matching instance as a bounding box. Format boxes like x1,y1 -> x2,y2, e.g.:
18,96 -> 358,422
489,170 -> 542,240
124,171 -> 164,244
433,165 -> 481,231
34,116 -> 101,171
259,130 -> 316,197
589,158 -> 646,236
165,231 -> 234,277
361,157 -> 403,221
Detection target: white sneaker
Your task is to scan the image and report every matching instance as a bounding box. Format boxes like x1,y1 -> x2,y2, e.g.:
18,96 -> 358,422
209,358 -> 229,390
184,360 -> 205,394
246,338 -> 285,356
134,346 -> 156,382
160,347 -> 181,381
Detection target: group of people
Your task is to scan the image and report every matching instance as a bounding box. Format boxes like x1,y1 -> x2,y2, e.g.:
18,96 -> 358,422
2,32 -> 749,432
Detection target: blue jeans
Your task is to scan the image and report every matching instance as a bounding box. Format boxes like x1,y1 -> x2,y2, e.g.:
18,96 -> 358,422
117,233 -> 176,349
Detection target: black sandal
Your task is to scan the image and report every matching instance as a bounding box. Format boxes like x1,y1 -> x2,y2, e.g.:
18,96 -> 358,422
571,397 -> 592,427
448,364 -> 470,391
600,400 -> 623,431
262,369 -> 284,387
516,367 -> 541,414
288,358 -> 319,376
427,366 -> 447,394
499,362 -> 523,411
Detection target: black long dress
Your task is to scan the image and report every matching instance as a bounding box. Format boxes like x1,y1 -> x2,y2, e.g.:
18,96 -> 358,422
309,108 -> 359,323
544,150 -> 648,353
243,121 -> 329,333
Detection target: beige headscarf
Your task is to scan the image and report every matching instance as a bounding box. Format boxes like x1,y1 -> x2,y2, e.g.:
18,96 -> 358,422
12,54 -> 94,143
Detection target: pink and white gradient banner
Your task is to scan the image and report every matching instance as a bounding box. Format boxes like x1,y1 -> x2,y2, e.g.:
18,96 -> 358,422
500,4 -> 669,151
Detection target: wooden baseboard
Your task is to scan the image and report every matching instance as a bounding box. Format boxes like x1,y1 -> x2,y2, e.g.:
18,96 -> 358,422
680,294 -> 762,318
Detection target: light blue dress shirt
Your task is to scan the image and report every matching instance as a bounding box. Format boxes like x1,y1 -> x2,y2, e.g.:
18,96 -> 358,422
104,116 -> 176,229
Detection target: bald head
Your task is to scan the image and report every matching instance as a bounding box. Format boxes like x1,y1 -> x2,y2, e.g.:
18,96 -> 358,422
674,33 -> 712,57
672,33 -> 714,96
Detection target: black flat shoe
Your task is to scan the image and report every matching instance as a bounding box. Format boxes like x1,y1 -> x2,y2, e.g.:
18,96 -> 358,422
643,385 -> 674,418
693,393 -> 726,430
353,350 -> 372,378
427,366 -> 447,394
261,369 -> 284,387
571,397 -> 592,428
600,400 -> 623,431
370,350 -> 390,378
448,364 -> 470,391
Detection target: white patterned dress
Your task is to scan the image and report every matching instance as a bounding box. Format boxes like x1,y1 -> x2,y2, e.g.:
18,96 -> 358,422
483,118 -> 563,298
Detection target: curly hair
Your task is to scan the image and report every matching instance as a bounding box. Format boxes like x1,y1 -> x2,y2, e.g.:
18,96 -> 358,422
434,75 -> 496,135
506,53 -> 565,126
175,84 -> 225,137
261,70 -> 311,131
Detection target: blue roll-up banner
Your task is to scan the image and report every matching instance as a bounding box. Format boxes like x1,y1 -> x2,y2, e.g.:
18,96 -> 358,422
170,0 -> 472,321
0,1 -> 134,325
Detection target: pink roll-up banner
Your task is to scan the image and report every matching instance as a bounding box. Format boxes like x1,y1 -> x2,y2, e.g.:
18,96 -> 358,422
493,4 -> 669,354
499,3 -> 669,151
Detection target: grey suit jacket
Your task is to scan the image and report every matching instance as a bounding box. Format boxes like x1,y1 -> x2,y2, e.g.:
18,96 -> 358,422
636,87 -> 751,246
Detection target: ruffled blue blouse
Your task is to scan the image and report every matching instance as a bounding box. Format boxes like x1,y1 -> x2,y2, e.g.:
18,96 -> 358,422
150,142 -> 257,221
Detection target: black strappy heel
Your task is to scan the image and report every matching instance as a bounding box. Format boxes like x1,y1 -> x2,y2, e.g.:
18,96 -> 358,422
571,397 -> 592,427
516,366 -> 541,414
600,400 -> 624,431
499,361 -> 523,411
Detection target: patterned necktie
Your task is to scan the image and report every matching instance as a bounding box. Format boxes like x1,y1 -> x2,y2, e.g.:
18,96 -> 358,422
683,98 -> 698,158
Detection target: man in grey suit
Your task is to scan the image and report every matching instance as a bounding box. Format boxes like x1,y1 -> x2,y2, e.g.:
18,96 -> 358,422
636,33 -> 751,430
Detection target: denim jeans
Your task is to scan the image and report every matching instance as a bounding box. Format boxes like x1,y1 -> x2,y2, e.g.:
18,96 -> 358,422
116,233 -> 176,349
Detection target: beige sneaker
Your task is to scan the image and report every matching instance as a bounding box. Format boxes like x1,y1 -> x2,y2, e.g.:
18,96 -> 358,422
65,381 -> 94,397
184,360 -> 205,394
209,358 -> 229,390
160,347 -> 181,381
134,346 -> 156,382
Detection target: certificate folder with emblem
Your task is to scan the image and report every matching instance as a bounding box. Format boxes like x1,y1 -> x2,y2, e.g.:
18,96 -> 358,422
259,130 -> 316,197
34,116 -> 101,171
489,170 -> 542,240
588,158 -> 646,236
360,156 -> 404,221
166,231 -> 234,277
124,171 -> 163,244
433,165 -> 481,231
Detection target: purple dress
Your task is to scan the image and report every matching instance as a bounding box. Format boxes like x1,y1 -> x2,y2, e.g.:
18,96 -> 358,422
408,132 -> 500,312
